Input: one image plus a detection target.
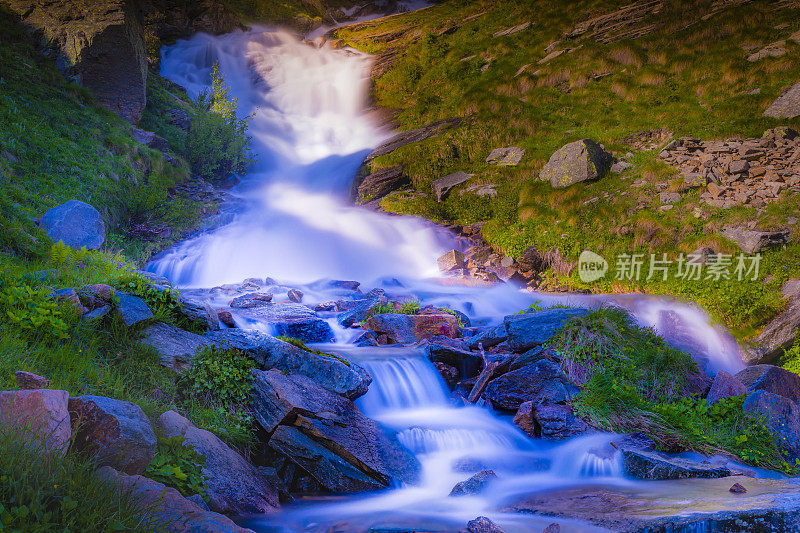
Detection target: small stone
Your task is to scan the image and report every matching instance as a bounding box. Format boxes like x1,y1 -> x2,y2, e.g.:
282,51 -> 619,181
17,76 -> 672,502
287,289 -> 303,303
683,173 -> 707,188
660,192 -> 680,204
432,171 -> 473,202
543,524 -> 561,533
15,371 -> 50,390
467,516 -> 506,533
729,482 -> 747,494
438,250 -> 466,272
486,147 -> 525,166
218,309 -> 235,327
611,161 -> 634,173
229,293 -> 273,308
115,293 -> 153,327
500,256 -> 514,268
450,470 -> 497,496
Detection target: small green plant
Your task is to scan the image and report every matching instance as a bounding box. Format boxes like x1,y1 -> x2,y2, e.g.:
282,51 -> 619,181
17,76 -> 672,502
370,301 -> 397,315
515,301 -> 545,315
399,299 -> 421,315
189,404 -> 254,450
111,271 -> 192,329
185,64 -> 254,182
782,338 -> 800,375
0,281 -> 70,340
146,435 -> 207,499
440,307 -> 465,327
178,345 -> 255,405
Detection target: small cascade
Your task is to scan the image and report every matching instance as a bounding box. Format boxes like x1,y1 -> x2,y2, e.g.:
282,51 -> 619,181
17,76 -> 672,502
357,357 -> 450,415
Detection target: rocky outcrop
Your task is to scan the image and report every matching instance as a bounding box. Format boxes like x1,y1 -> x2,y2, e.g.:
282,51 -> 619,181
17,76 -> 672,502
355,165 -> 408,204
139,322 -> 219,373
96,466 -> 255,533
141,0 -> 238,45
764,80 -> 800,119
621,449 -> 731,480
251,370 -> 421,492
39,200 -> 105,250
206,329 -> 370,399
366,313 -> 458,344
483,360 -> 579,411
514,402 -> 591,440
363,118 -> 462,163
450,470 -> 497,496
503,308 -> 589,352
743,297 -> 800,365
720,226 -> 791,254
230,302 -> 334,343
156,411 -> 279,515
0,389 -> 70,456
742,390 -> 800,461
539,140 -> 613,188
68,395 -> 156,475
5,0 -> 147,122
735,365 -> 800,404
706,370 -> 746,405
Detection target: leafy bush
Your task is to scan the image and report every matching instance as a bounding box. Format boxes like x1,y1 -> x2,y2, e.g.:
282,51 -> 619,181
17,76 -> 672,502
781,338 -> 800,375
185,64 -> 253,182
111,271 -> 190,329
178,345 -> 254,405
0,280 -> 70,340
0,422 -> 159,531
146,435 -> 207,499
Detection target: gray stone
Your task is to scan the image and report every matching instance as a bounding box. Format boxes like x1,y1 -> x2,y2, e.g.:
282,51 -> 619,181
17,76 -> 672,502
621,449 -> 731,480
229,293 -> 273,308
486,147 -> 525,166
14,371 -> 50,390
764,80 -> 800,119
432,171 -> 473,202
251,371 -> 420,492
466,323 -> 508,350
515,402 -> 591,439
428,342 -> 484,379
659,192 -> 680,204
706,370 -> 746,405
504,308 -> 590,352
68,395 -> 156,475
540,140 -> 613,188
363,117 -> 461,162
206,329 -> 370,399
82,305 -> 111,323
232,302 -> 334,343
39,200 -> 105,250
735,365 -> 800,404
338,297 -> 385,328
742,390 -> 800,461
483,360 -> 580,411
450,470 -> 497,496
139,322 -> 219,373
720,226 -> 791,254
611,160 -> 634,173
355,165 -> 409,204
437,249 -> 466,272
157,411 -> 278,515
493,22 -> 532,38
132,128 -> 169,152
0,389 -> 70,456
467,516 -> 506,533
743,298 -> 800,365
365,313 -> 415,344
115,292 -> 153,327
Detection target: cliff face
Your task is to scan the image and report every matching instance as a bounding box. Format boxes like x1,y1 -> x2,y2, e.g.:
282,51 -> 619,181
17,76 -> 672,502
3,0 -> 147,123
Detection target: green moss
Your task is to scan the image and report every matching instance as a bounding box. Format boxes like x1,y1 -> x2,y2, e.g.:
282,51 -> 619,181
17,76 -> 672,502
277,336 -> 352,366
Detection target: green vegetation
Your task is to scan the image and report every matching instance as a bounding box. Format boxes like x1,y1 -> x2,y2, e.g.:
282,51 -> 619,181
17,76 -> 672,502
781,338 -> 800,375
550,307 -> 793,472
146,435 -> 208,500
179,346 -> 255,405
370,299 -> 421,316
336,0 -> 800,338
277,336 -> 352,367
222,0 -> 358,28
0,423 -> 160,531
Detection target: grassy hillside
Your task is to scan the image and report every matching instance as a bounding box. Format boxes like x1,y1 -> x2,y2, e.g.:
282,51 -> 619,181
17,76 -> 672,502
335,0 -> 800,338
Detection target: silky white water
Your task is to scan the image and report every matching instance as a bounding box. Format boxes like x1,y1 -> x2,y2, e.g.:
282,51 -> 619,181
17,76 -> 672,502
149,27 -> 750,532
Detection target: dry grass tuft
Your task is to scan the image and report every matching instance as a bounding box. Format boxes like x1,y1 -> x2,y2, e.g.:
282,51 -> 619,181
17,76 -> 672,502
609,46 -> 642,68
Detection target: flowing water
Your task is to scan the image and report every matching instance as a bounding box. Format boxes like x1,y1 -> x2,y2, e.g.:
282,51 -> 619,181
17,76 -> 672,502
150,26 -> 750,532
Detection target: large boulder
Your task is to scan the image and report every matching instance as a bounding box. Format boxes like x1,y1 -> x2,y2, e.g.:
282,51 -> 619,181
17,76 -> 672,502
450,470 -> 497,496
743,390 -> 800,461
514,402 -> 591,439
206,329 -> 371,399
427,342 -> 484,380
466,323 -> 508,350
232,302 -> 333,343
720,226 -> 791,254
706,370 -> 746,405
156,411 -> 278,515
539,140 -> 613,188
96,467 -> 255,533
503,308 -> 590,352
115,292 -> 154,327
39,200 -> 105,250
68,395 -> 156,474
743,298 -> 800,365
355,166 -> 409,204
251,370 -> 420,492
4,0 -> 147,122
764,80 -> 800,119
483,360 -> 580,411
735,365 -> 800,404
366,313 -> 458,344
0,389 -> 70,456
621,449 -> 731,480
139,322 -> 219,373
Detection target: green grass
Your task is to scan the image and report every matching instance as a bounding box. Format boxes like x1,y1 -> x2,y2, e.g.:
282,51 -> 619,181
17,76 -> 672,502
336,0 -> 800,338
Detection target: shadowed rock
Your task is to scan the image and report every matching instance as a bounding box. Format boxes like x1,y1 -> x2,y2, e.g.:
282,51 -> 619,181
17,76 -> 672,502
450,470 -> 497,496
0,389 -> 70,456
504,308 -> 589,352
39,200 -> 105,250
621,449 -> 731,480
540,140 -> 613,188
139,322 -> 219,373
483,360 -> 579,411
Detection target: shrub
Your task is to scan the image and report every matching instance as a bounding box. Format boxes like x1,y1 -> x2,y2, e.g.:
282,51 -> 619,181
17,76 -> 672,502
0,279 -> 70,340
146,435 -> 207,499
185,64 -> 253,182
178,345 -> 254,405
111,271 -> 190,329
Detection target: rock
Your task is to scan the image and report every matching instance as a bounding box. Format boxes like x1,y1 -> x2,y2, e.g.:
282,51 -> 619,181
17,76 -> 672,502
96,467 -> 254,533
467,516 -> 506,533
355,166 -> 409,203
450,470 -> 497,496
157,411 -> 278,514
747,42 -> 787,62
543,525 -> 561,533
434,362 -> 459,387
438,249 -> 466,272
180,297 -> 220,331
509,346 -> 548,371
362,117 -> 462,162
229,293 -> 273,308
683,172 -> 707,188
540,140 -> 613,188
621,449 -> 731,480
706,370 -> 746,405
165,108 -> 191,130
516,245 -> 547,273
251,371 -> 421,492
493,22 -> 532,37
232,302 -> 333,343
742,391 -> 800,460
486,147 -> 525,166
132,128 -> 169,152
39,200 -> 105,250
735,365 -> 800,404
611,160 -> 634,173
743,299 -> 800,365
730,482 -> 747,494
428,343 -> 484,379
720,226 -> 791,254
659,192 -> 680,204
466,323 -> 508,350
115,292 -> 153,327
15,371 -> 50,390
4,0 -> 146,122
139,322 -> 219,373
218,309 -> 234,327
504,308 -> 590,352
82,305 -> 111,323
206,329 -> 370,399
515,402 -> 591,439
367,313 -> 458,344
68,396 -> 155,475
338,297 -> 386,328
764,80 -> 800,119
483,360 -> 579,411
287,289 -> 303,303
432,171 -> 473,202
0,389 -> 70,455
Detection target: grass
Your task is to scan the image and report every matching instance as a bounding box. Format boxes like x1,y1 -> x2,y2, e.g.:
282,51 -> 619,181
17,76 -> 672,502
335,0 -> 800,338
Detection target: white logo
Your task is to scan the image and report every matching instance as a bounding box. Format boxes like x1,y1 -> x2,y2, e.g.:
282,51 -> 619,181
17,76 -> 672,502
578,250 -> 608,283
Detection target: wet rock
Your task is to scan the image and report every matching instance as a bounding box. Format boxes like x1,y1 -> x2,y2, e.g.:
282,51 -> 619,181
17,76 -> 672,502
504,308 -> 589,352
483,360 -> 579,411
233,302 -> 334,343
706,370 -> 746,405
0,389 -> 70,456
742,298 -> 800,365
319,280 -> 361,292
68,395 -> 156,474
720,226 -> 791,254
39,200 -> 105,250
486,147 -> 525,166
287,289 -> 303,303
15,370 -> 50,390
516,245 -> 546,273
353,330 -> 379,347
366,313 -> 458,345
252,371 -> 421,492
139,322 -> 219,373
217,309 -> 235,327
355,165 -> 409,203
437,249 -> 466,272
621,449 -> 731,480
764,80 -> 800,119
206,329 -> 370,399
115,292 -> 153,327
467,516 -> 506,533
540,140 -> 613,188
742,390 -> 800,461
96,467 -> 254,533
509,346 -> 548,371
543,524 -> 561,533
450,470 -> 497,496
432,171 -> 473,201
132,128 -> 169,152
735,365 -> 800,404
466,323 -> 508,350
434,362 -> 459,387
428,342 -> 484,379
157,411 -> 278,515
730,482 -> 747,494
515,402 -> 591,439
230,292 -> 273,308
